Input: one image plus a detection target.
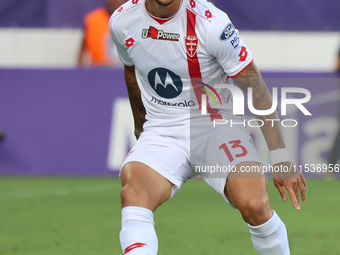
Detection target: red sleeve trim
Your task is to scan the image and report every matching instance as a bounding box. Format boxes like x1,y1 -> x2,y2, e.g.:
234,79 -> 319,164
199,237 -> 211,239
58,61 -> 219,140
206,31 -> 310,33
230,59 -> 253,78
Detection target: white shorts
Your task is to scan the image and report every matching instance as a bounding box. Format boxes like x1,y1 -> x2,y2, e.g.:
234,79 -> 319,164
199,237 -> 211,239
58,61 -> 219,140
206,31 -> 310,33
120,123 -> 262,208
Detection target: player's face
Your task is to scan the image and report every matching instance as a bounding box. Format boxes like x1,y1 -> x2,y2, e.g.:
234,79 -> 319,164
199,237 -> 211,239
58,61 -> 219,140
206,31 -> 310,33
146,0 -> 181,17
154,0 -> 175,7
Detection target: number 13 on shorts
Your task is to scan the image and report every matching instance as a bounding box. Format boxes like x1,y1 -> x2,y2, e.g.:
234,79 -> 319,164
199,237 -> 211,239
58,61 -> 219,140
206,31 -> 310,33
219,140 -> 248,162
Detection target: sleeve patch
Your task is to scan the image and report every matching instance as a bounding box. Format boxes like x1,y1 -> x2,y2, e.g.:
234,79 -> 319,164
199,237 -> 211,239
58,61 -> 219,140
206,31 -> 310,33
230,33 -> 240,48
220,23 -> 236,41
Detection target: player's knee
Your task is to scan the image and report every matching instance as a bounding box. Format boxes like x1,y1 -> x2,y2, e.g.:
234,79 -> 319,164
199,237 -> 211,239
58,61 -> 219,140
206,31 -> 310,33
120,184 -> 142,207
239,198 -> 271,226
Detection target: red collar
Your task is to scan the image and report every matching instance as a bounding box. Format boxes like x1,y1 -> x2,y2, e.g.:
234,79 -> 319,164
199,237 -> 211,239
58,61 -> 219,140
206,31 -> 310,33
146,0 -> 183,25
147,11 -> 175,25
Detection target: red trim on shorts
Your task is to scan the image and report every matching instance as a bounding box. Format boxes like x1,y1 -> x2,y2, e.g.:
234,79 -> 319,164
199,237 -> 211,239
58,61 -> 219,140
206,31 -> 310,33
186,9 -> 222,121
230,59 -> 253,78
123,150 -> 135,162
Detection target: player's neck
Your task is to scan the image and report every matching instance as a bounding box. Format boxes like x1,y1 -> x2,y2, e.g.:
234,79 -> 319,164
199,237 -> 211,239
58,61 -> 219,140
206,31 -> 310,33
145,0 -> 181,18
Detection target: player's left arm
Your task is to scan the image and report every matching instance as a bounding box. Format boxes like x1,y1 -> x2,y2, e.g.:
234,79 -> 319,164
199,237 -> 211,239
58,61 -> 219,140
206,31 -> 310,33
232,61 -> 308,210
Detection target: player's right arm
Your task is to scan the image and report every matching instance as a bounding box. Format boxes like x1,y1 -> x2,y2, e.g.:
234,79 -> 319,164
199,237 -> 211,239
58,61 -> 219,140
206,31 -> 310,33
124,65 -> 146,139
109,12 -> 145,139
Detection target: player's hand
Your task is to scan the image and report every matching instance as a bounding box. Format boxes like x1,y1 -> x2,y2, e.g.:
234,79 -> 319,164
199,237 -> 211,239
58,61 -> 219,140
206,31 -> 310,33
272,161 -> 307,210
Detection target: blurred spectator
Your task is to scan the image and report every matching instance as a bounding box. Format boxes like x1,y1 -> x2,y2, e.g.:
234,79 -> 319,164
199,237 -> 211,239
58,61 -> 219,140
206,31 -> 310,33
336,47 -> 340,72
77,0 -> 126,67
326,46 -> 340,178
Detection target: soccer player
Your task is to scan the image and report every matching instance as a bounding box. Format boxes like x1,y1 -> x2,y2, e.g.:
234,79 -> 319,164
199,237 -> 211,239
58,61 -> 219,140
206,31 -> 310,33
109,0 -> 308,254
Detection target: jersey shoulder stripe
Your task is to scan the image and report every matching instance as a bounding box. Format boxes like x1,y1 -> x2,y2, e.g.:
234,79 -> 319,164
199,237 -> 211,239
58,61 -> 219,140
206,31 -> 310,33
111,0 -> 141,19
186,0 -> 213,22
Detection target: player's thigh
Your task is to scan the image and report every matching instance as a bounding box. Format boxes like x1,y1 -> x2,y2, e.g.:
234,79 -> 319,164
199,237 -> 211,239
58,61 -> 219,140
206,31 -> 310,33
119,132 -> 191,212
224,161 -> 268,207
225,161 -> 272,224
121,161 -> 173,212
192,124 -> 261,179
192,125 -> 264,209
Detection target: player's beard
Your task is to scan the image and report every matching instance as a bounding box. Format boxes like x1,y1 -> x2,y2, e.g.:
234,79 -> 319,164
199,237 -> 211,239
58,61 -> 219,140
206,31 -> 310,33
154,0 -> 175,7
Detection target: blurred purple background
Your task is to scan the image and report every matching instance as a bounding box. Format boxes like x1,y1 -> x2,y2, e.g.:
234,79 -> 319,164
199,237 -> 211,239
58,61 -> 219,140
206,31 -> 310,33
0,0 -> 339,31
0,69 -> 339,176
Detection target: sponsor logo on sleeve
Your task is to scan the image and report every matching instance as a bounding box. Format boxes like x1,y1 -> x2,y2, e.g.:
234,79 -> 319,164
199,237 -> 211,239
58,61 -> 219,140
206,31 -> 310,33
220,23 -> 236,41
125,38 -> 135,48
230,33 -> 240,48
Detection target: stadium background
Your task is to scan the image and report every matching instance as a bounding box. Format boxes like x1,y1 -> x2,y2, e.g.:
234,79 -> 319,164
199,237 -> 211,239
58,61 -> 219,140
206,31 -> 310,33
0,1 -> 340,254
0,0 -> 339,176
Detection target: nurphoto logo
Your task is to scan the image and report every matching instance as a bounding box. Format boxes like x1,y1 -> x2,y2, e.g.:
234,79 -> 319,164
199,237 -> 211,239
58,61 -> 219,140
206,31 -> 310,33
200,84 -> 312,128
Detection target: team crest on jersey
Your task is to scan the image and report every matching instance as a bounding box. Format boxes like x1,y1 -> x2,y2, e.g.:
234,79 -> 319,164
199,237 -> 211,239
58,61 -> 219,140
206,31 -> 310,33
141,26 -> 180,41
185,35 -> 198,58
220,23 -> 236,41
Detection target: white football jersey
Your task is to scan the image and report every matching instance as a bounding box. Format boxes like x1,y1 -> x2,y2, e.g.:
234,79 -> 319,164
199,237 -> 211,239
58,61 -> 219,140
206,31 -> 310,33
109,0 -> 253,130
